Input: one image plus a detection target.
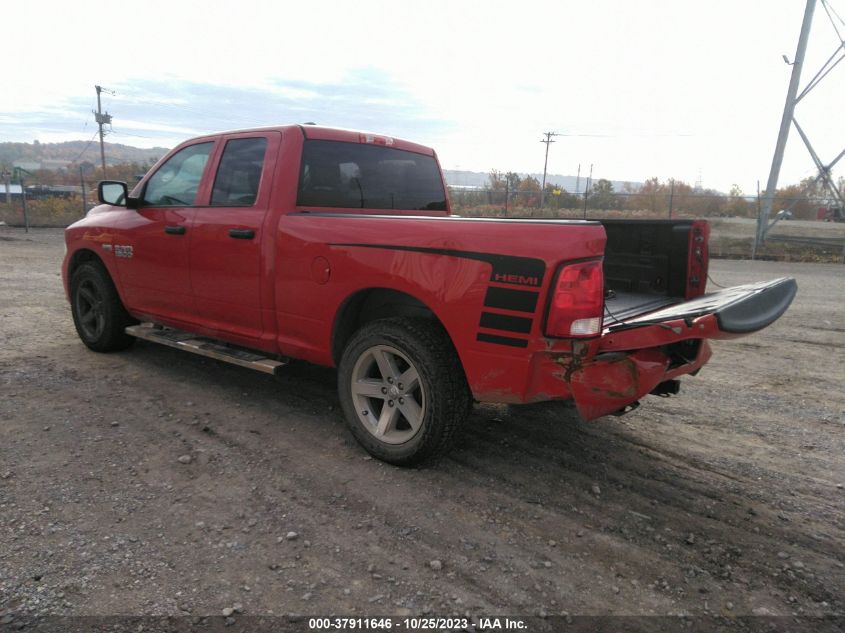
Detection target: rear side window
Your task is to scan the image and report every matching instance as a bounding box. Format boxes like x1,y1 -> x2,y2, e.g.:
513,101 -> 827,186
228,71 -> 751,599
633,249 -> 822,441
211,137 -> 268,206
297,140 -> 446,211
143,142 -> 213,206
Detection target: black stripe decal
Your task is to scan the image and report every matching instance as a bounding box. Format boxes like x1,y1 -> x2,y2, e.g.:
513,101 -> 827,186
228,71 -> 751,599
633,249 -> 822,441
476,333 -> 529,348
483,287 -> 539,313
479,311 -> 533,334
330,243 -> 545,288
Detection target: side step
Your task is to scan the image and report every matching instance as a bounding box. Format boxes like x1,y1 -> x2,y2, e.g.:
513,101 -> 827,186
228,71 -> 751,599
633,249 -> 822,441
125,323 -> 287,375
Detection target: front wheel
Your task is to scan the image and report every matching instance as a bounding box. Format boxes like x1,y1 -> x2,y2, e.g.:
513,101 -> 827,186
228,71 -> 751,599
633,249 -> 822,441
70,261 -> 136,352
337,318 -> 470,466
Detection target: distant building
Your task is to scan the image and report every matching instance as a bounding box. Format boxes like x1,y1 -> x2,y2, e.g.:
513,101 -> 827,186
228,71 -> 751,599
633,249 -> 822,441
12,161 -> 40,172
41,159 -> 72,170
27,185 -> 81,199
0,184 -> 23,197
11,159 -> 73,172
1,184 -> 83,200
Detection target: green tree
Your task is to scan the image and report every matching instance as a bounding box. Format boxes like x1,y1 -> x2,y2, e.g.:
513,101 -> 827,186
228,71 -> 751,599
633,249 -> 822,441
543,183 -> 577,210
517,175 -> 541,206
590,178 -> 616,210
505,171 -> 522,192
726,184 -> 750,217
488,169 -> 507,191
631,177 -> 666,213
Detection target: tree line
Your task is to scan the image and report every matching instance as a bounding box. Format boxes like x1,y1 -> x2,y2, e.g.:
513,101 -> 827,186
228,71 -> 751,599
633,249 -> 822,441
451,171 -> 843,219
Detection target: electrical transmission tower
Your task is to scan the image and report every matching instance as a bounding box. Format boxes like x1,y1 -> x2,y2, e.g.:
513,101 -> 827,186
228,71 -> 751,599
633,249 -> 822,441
94,85 -> 114,178
756,0 -> 845,252
539,131 -> 559,207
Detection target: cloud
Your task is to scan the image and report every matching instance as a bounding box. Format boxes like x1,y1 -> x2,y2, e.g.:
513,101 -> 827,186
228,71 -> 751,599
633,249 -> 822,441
2,0 -> 843,190
0,73 -> 450,151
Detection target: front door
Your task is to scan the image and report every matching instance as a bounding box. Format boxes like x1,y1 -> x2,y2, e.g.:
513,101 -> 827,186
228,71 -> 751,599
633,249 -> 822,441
115,140 -> 216,324
189,132 -> 281,342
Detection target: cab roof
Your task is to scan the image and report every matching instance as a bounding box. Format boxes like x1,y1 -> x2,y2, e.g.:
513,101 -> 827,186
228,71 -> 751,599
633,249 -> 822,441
188,124 -> 436,156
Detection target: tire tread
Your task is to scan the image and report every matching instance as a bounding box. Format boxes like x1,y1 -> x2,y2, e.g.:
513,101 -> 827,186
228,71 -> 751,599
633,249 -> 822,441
70,261 -> 136,352
338,317 -> 470,467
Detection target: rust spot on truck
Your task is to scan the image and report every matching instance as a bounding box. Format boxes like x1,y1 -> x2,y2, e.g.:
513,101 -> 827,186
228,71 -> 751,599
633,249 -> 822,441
550,340 -> 592,383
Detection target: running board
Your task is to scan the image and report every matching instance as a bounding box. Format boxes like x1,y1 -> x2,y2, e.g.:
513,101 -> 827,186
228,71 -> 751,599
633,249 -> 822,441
125,323 -> 287,375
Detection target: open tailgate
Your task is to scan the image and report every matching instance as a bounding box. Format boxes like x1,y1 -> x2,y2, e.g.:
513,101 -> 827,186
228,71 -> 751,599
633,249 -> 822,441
602,277 -> 797,348
569,278 -> 797,421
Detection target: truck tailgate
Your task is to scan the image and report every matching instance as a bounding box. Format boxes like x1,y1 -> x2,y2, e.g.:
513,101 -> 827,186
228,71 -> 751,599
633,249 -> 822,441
603,277 -> 797,341
569,277 -> 797,421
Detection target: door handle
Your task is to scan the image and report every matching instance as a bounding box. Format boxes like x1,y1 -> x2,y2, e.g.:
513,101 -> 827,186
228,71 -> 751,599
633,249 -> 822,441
229,228 -> 255,239
164,225 -> 186,235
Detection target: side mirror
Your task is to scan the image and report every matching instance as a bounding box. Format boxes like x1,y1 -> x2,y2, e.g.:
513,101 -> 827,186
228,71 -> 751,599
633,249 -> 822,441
98,181 -> 128,206
97,181 -> 140,209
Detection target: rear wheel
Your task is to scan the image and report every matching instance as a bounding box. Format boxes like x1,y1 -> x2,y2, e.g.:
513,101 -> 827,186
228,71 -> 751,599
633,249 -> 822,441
337,318 -> 469,466
70,261 -> 136,352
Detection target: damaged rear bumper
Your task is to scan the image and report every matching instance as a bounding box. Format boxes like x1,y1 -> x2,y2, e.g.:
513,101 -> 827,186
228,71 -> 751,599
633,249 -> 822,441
522,277 -> 796,420
568,341 -> 712,420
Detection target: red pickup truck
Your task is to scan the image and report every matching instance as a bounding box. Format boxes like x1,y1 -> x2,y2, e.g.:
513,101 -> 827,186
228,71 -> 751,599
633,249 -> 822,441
62,125 -> 796,465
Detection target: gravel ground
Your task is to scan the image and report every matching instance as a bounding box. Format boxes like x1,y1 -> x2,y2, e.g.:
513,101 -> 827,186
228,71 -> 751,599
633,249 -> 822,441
0,227 -> 843,628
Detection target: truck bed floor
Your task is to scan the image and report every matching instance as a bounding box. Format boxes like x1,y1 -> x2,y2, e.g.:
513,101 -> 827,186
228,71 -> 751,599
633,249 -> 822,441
604,291 -> 680,325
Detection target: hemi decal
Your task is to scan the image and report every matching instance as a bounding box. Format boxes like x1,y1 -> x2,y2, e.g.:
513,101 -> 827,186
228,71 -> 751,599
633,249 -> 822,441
479,311 -> 532,334
331,243 -> 543,349
329,243 -> 545,288
483,287 -> 539,313
476,333 -> 529,348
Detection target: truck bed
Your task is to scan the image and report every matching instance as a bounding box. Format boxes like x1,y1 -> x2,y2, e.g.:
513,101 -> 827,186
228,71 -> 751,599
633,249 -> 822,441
600,219 -> 708,325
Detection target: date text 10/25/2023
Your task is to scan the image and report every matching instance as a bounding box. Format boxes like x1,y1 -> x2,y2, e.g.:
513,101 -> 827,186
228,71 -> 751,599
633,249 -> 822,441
307,617 -> 527,630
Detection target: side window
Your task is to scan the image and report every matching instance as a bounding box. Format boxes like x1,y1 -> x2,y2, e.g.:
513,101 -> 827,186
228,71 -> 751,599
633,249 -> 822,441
211,137 -> 268,206
143,142 -> 213,206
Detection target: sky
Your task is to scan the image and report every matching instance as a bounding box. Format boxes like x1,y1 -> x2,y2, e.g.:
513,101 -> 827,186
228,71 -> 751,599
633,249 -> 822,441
2,0 -> 844,193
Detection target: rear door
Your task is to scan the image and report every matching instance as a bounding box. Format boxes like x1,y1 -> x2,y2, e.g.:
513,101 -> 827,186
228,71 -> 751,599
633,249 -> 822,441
188,131 -> 281,342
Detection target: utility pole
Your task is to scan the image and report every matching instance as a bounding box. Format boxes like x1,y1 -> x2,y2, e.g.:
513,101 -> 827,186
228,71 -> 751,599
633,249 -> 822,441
94,85 -> 113,179
20,173 -> 28,233
79,165 -> 87,216
575,164 -> 581,211
757,0 -> 818,248
583,164 -> 593,219
14,167 -> 32,233
539,132 -> 559,208
504,178 -> 510,214
669,179 -> 675,218
758,0 -> 845,247
752,180 -> 762,259
2,168 -> 10,204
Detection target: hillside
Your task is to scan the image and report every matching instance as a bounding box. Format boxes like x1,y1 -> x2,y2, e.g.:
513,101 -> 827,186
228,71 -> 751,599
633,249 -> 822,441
0,140 -> 169,168
1,141 -> 636,193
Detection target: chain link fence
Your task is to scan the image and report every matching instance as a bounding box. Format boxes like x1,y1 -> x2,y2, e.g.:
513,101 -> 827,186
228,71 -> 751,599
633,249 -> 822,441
448,187 -> 845,262
447,187 -> 840,221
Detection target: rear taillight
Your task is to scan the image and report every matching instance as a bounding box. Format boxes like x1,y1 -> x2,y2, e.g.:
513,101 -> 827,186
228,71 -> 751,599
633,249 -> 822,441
686,220 -> 710,299
545,260 -> 604,338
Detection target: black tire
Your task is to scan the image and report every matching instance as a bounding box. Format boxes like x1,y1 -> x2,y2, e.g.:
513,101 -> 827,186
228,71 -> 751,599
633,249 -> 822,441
70,261 -> 136,352
337,317 -> 470,466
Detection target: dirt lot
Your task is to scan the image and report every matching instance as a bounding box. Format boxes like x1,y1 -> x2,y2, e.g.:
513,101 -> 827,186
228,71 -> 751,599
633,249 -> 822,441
1,228 -> 843,627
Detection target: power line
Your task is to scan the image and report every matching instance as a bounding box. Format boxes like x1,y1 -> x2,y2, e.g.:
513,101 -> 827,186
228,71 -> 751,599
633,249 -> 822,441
109,129 -> 160,140
72,130 -> 100,162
